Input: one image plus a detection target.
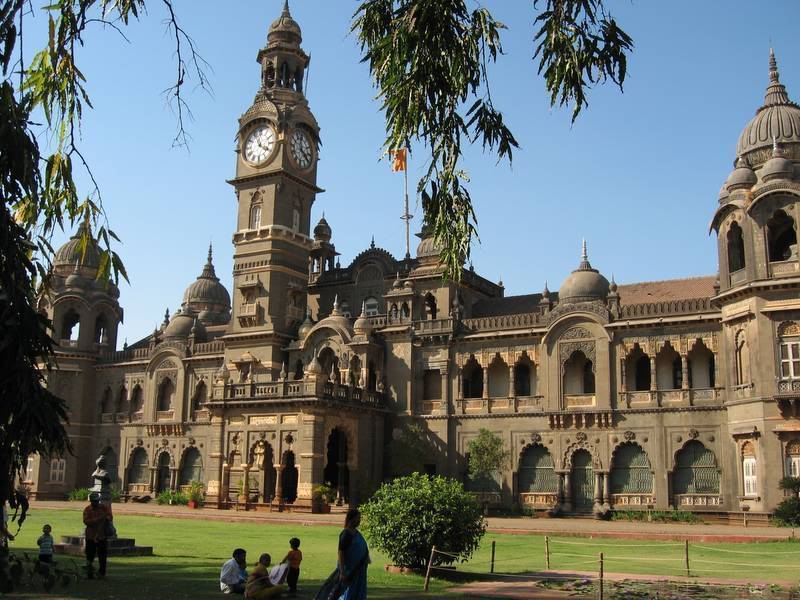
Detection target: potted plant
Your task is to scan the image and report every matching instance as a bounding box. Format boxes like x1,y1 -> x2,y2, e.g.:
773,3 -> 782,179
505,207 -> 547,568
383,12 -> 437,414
187,480 -> 205,509
313,483 -> 336,513
237,478 -> 248,505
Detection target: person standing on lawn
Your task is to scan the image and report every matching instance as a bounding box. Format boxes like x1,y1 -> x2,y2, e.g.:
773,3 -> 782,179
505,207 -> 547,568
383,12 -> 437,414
83,493 -> 111,579
281,537 -> 302,595
37,524 -> 54,564
315,508 -> 370,600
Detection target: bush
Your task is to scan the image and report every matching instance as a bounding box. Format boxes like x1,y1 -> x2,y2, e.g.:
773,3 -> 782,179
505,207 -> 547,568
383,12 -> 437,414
155,490 -> 189,506
361,473 -> 486,569
67,488 -> 90,502
773,496 -> 800,527
313,483 -> 336,504
610,509 -> 701,524
187,481 -> 205,504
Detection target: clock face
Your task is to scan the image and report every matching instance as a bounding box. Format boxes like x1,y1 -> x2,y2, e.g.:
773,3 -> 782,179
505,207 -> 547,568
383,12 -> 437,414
244,125 -> 276,164
290,129 -> 313,170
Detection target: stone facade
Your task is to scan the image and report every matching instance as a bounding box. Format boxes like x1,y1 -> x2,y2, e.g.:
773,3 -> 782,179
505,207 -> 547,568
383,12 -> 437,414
24,9 -> 800,516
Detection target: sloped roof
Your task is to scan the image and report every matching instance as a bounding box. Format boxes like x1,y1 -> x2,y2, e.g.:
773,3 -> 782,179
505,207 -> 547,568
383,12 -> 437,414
616,276 -> 716,306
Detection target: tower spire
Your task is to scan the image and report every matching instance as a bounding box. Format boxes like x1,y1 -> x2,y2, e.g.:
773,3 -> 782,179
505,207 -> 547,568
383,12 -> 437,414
763,48 -> 792,107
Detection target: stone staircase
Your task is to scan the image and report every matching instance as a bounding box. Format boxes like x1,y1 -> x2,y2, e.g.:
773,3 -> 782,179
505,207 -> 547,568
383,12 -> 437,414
54,535 -> 153,557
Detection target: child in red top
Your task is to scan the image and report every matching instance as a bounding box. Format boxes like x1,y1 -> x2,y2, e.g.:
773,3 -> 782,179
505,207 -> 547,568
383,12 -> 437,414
281,537 -> 302,595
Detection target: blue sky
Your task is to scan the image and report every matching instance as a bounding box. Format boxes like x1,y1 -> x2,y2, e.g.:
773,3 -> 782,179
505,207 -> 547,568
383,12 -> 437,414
33,0 -> 800,344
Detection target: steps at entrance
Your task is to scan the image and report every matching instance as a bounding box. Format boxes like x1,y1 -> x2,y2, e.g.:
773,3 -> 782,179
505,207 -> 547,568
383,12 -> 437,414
54,535 -> 153,557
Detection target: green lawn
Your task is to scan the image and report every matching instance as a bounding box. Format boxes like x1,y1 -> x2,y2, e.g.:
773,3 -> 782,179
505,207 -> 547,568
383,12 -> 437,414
6,508 -> 800,599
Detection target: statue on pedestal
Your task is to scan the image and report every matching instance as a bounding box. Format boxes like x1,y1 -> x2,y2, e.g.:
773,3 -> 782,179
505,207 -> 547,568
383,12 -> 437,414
90,455 -> 112,507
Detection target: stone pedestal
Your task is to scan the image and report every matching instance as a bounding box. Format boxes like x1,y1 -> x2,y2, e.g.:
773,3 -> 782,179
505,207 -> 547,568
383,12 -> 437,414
54,535 -> 153,557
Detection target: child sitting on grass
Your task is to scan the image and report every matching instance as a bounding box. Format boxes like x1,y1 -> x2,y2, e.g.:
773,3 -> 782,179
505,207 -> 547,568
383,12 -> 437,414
245,553 -> 283,599
37,524 -> 54,564
281,538 -> 302,595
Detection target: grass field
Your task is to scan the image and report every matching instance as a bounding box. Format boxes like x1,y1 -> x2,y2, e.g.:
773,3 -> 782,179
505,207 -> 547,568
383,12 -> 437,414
5,508 -> 800,599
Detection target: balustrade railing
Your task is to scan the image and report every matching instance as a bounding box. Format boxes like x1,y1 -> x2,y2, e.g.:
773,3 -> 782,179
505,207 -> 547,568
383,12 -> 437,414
220,379 -> 386,408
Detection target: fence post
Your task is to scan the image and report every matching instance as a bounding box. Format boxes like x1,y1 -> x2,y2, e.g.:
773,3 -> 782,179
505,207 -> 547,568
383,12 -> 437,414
545,535 -> 551,570
684,540 -> 690,578
490,540 -> 496,574
423,545 -> 436,592
598,552 -> 604,600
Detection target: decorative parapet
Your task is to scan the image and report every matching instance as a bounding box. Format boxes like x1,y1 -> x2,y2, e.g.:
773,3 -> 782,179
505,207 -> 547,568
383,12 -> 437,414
619,297 -> 715,319
674,494 -> 723,507
620,388 -> 723,408
462,312 -> 540,332
217,379 -> 386,409
99,347 -> 150,363
193,340 -> 225,355
611,493 -> 656,507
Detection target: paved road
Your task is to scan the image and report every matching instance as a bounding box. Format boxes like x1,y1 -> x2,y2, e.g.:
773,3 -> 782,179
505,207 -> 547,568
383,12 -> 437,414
31,501 -> 797,542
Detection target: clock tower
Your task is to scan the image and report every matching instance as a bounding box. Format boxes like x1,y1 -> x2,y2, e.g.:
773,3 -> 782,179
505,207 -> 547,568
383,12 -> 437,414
227,1 -> 321,376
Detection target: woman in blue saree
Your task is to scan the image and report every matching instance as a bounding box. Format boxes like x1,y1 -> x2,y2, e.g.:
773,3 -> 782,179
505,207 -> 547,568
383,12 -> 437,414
315,507 -> 369,600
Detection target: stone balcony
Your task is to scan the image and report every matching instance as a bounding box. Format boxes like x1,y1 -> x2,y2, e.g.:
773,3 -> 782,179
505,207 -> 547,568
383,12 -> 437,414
452,395 -> 545,415
776,378 -> 800,416
215,378 -> 386,410
619,387 -> 723,408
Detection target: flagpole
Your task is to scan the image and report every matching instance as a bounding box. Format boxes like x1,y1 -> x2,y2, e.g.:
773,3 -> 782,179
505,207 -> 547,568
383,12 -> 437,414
402,159 -> 411,260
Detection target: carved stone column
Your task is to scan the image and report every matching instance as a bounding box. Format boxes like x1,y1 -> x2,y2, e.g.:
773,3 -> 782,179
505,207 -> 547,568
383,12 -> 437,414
274,465 -> 284,505
681,355 -> 689,389
242,466 -> 251,505
508,364 -> 515,397
440,369 -> 449,414
148,467 -> 157,493
649,356 -> 657,391
482,366 -> 489,399
594,472 -> 602,505
603,472 -> 610,506
562,472 -> 572,512
170,468 -> 178,491
620,358 -> 627,392
456,367 -> 463,399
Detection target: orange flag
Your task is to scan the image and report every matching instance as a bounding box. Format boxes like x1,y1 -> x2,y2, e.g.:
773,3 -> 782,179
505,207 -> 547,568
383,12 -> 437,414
390,148 -> 407,172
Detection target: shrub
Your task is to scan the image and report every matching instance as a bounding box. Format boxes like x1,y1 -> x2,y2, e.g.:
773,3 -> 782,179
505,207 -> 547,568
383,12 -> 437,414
361,473 -> 486,569
67,488 -> 90,502
155,490 -> 189,506
187,481 -> 205,504
610,509 -> 701,524
773,496 -> 800,527
313,483 -> 336,504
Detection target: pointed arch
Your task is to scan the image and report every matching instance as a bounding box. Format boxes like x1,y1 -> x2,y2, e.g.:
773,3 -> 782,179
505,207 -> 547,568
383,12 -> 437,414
673,440 -> 720,495
179,447 -> 203,486
767,209 -> 797,262
127,447 -> 149,485
727,221 -> 746,272
517,444 -> 557,493
157,377 -> 175,411
610,443 -> 653,495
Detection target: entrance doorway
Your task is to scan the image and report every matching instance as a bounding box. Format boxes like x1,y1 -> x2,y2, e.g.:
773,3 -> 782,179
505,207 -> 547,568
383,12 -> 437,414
156,453 -> 171,492
281,451 -> 298,503
570,450 -> 594,511
324,428 -> 349,503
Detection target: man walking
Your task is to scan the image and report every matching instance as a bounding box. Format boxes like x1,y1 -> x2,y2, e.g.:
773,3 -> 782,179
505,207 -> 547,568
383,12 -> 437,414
83,493 -> 110,579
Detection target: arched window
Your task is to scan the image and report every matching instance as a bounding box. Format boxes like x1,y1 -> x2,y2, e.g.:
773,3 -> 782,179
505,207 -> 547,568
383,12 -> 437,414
264,62 -> 275,88
487,354 -> 508,398
462,357 -> 483,399
130,385 -> 144,414
655,343 -> 681,390
60,309 -> 80,341
767,209 -> 797,262
741,441 -> 757,497
364,297 -> 380,316
425,293 -> 438,320
292,208 -> 300,232
128,448 -> 149,484
101,387 -> 113,414
249,203 -> 262,229
734,329 -> 750,386
400,302 -> 410,320
514,361 -> 531,396
688,340 -> 715,388
294,359 -> 304,381
157,378 -> 175,411
518,445 -> 557,493
625,345 -> 650,391
318,347 -> 339,383
779,321 -> 800,380
563,350 -> 594,395
94,314 -> 108,344
117,386 -> 128,413
727,222 -> 746,272
179,447 -> 203,485
193,381 -> 207,411
786,440 -> 800,478
673,440 -> 720,495
610,443 -> 653,494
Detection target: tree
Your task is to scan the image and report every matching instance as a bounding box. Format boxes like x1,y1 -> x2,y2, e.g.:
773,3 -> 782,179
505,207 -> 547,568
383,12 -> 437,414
467,428 -> 509,491
361,473 -> 486,569
774,477 -> 800,527
352,0 -> 632,279
0,0 -> 206,531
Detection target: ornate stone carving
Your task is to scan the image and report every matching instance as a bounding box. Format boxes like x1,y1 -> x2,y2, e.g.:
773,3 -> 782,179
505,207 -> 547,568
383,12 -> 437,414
576,432 -> 587,442
689,429 -> 699,440
546,299 -> 610,324
562,327 -> 592,339
559,340 -> 596,364
623,431 -> 636,442
779,321 -> 800,337
530,433 -> 542,444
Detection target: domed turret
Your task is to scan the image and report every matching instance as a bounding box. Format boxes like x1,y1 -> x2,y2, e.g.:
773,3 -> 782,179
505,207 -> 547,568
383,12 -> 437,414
761,139 -> 795,182
267,0 -> 301,45
164,311 -> 206,341
298,306 -> 314,339
725,157 -> 757,191
313,216 -> 332,242
736,50 -> 800,167
558,241 -> 610,304
353,301 -> 373,336
181,244 -> 231,325
54,225 -> 101,278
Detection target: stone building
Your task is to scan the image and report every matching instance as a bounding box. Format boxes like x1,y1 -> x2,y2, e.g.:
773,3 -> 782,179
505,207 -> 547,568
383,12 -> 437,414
24,5 -> 800,517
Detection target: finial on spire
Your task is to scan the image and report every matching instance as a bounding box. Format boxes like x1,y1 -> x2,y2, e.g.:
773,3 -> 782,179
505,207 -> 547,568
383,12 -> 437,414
207,243 -> 213,264
543,280 -> 549,293
370,236 -> 375,249
361,300 -> 367,317
769,48 -> 779,83
282,0 -> 290,17
163,307 -> 170,325
332,294 -> 340,314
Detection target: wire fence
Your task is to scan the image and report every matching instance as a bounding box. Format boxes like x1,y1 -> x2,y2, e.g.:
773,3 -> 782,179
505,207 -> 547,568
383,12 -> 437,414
421,536 -> 800,598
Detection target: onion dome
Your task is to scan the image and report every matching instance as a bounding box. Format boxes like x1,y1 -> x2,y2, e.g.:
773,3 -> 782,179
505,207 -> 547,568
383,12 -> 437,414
725,157 -> 757,192
54,225 -> 101,277
181,244 -> 231,325
268,1 -> 301,45
415,227 -> 441,262
313,216 -> 332,242
403,279 -> 414,290
164,311 -> 206,341
558,240 -> 610,303
761,139 -> 795,182
736,49 -> 800,167
353,301 -> 373,336
298,306 -> 314,339
392,272 -> 402,290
